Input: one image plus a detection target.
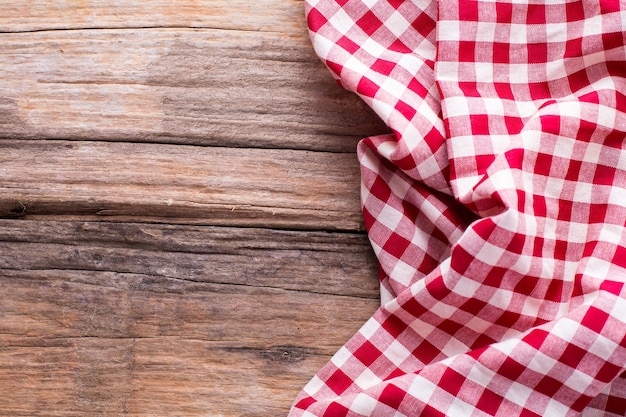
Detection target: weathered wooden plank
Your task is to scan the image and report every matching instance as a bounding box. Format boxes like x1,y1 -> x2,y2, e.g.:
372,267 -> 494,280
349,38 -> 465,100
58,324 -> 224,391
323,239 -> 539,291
0,268 -> 377,354
0,28 -> 387,152
0,338 -> 332,417
0,219 -> 379,298
0,0 -> 306,34
0,268 -> 379,416
0,140 -> 365,230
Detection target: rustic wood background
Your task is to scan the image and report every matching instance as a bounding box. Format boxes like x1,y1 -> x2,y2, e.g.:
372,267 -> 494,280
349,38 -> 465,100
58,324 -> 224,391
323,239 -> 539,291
0,1 -> 388,416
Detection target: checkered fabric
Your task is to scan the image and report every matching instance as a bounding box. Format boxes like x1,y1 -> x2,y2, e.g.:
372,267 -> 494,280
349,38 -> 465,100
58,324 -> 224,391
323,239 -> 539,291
290,0 -> 626,416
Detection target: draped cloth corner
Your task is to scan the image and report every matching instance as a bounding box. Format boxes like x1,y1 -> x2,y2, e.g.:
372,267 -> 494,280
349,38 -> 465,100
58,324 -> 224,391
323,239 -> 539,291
289,0 -> 626,416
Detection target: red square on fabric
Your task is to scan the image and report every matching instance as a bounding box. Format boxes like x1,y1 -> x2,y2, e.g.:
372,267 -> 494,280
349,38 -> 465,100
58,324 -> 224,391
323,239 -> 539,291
581,306 -> 609,334
565,1 -> 585,21
557,199 -> 573,222
326,61 -> 344,77
412,339 -> 441,365
498,357 -> 527,381
559,343 -> 587,369
389,39 -> 413,54
494,82 -> 515,100
593,164 -> 616,185
534,152 -> 553,176
554,240 -> 569,261
564,37 -> 583,58
493,42 -> 510,63
606,390 -> 626,414
371,58 -> 396,76
596,361 -> 623,383
519,408 -> 543,417
379,384 -> 407,409
459,0 -> 479,21
411,12 -> 436,38
357,10 -> 384,36
370,174 -> 392,202
307,8 -> 328,32
353,340 -> 384,367
381,314 -> 407,338
327,369 -> 354,395
612,245 -> 626,270
532,195 -> 547,217
323,402 -> 350,417
439,368 -> 466,396
476,388 -> 504,415
295,396 -> 317,410
504,116 -> 524,134
395,100 -> 417,120
495,310 -> 524,329
522,329 -> 550,350
495,2 -> 513,23
408,76 -> 429,98
459,81 -> 480,97
568,69 -> 591,93
564,159 -> 582,181
356,76 -> 381,97
461,298 -> 488,317
383,233 -> 412,260
536,375 -> 562,397
600,280 -> 625,296
527,43 -> 548,64
459,41 -> 476,62
603,32 -> 624,51
423,404 -> 446,417
529,82 -> 551,100
336,35 -> 361,54
526,4 -> 546,24
587,203 -> 608,224
470,114 -> 490,135
600,0 -> 621,14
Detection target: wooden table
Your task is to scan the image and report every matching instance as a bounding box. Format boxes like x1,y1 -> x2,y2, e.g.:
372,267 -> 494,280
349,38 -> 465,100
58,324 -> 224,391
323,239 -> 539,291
0,2 -> 388,416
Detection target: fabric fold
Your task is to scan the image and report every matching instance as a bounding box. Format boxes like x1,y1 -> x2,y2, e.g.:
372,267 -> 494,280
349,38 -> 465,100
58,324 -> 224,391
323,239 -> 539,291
290,0 -> 626,416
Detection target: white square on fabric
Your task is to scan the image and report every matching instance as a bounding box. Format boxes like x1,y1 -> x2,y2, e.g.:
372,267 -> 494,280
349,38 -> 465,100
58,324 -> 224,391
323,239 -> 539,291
543,399 -> 571,417
303,375 -> 327,396
354,368 -> 383,390
332,346 -> 353,368
378,204 -> 405,232
328,8 -> 358,36
352,393 -> 380,415
386,339 -> 413,367
390,260 -> 418,287
445,395 -> 476,416
360,316 -> 382,340
437,20 -> 462,41
385,10 -> 412,38
361,37 -> 388,58
509,23 -> 528,44
475,22 -> 498,42
507,64 -> 530,84
581,257 -> 612,280
506,381 -> 535,408
381,76 -> 408,101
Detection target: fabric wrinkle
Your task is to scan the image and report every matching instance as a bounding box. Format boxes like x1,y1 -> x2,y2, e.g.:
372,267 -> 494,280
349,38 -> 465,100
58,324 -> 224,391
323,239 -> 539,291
290,0 -> 626,416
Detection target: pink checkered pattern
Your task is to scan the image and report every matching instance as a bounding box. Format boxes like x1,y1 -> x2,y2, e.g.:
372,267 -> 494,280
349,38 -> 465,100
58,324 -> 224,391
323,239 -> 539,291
290,0 -> 626,416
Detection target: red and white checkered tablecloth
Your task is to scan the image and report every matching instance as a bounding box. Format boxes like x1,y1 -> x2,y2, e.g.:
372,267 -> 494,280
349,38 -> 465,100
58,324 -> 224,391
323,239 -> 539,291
289,0 -> 626,416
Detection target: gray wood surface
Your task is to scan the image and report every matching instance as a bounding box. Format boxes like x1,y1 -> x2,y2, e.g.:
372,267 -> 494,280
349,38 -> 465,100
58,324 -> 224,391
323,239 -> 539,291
0,1 -> 385,415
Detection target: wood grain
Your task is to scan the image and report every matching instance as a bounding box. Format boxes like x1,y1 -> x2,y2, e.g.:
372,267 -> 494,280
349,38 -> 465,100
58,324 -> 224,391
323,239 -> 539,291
0,1 -> 386,415
0,140 -> 364,231
0,219 -> 380,416
0,28 -> 387,152
0,0 -> 307,33
0,219 -> 380,298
